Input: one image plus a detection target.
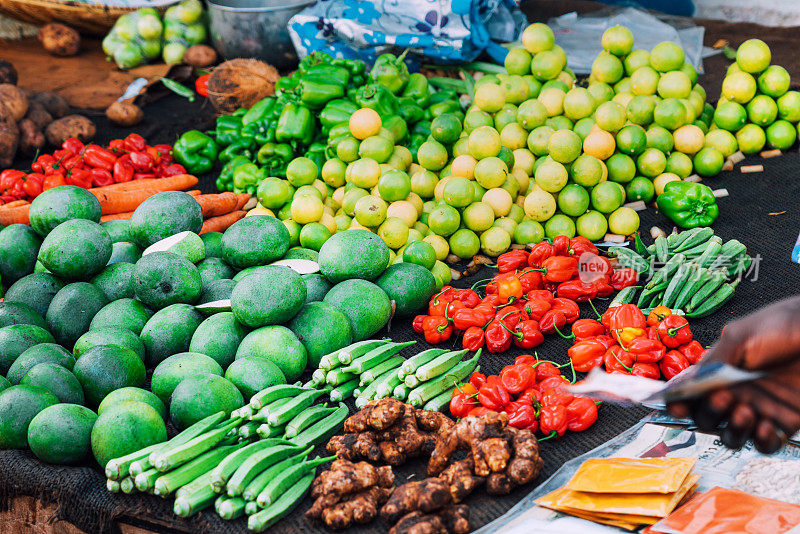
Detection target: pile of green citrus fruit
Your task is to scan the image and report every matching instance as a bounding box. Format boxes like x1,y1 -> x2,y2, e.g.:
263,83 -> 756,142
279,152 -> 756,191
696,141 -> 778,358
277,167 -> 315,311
713,38 -> 800,155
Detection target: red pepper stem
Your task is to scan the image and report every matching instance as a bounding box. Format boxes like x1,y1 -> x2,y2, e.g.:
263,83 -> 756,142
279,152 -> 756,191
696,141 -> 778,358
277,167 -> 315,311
471,278 -> 493,291
611,351 -> 634,373
551,323 -> 572,340
431,287 -> 449,306
566,358 -> 577,384
498,320 -> 522,341
538,430 -> 559,441
587,299 -> 601,320
667,324 -> 687,337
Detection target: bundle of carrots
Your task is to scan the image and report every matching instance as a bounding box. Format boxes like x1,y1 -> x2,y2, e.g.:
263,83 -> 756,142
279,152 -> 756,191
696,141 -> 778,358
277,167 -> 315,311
0,174 -> 254,233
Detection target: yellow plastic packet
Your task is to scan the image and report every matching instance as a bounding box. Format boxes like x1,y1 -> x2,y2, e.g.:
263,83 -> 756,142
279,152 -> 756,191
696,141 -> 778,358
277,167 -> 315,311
561,508 -> 643,531
564,457 -> 697,494
537,488 -> 662,525
538,474 -> 699,517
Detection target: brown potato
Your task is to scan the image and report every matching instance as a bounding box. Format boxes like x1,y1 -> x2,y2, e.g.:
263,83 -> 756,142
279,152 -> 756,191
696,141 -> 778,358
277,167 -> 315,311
18,119 -> 45,156
0,84 -> 28,122
24,102 -> 53,130
37,23 -> 81,57
31,91 -> 69,118
45,114 -> 95,145
0,60 -> 17,85
183,45 -> 217,68
0,117 -> 19,167
105,100 -> 143,126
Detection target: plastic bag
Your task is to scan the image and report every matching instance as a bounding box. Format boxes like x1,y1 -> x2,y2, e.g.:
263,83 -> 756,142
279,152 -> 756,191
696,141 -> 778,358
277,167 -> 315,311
565,457 -> 697,494
548,7 -> 705,75
287,0 -> 526,66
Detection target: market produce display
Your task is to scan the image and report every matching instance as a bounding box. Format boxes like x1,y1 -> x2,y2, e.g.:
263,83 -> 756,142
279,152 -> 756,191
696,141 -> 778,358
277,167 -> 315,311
103,0 -> 207,69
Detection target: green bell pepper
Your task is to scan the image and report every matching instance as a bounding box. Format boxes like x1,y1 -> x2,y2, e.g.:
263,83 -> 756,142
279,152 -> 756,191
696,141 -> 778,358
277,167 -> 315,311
232,108 -> 248,117
219,138 -> 255,164
429,88 -> 459,105
257,143 -> 294,166
244,120 -> 276,146
397,96 -> 424,124
332,57 -> 366,77
242,97 -> 276,126
211,115 -> 244,147
369,50 -> 409,94
408,134 -> 426,163
275,75 -> 299,92
355,83 -> 399,119
305,142 -> 327,170
232,163 -> 261,192
382,115 -> 408,143
299,51 -> 333,75
276,103 -> 314,145
402,73 -> 430,106
327,122 -> 351,141
305,64 -> 350,87
411,120 -> 431,138
428,99 -> 461,119
299,78 -> 345,109
217,155 -> 250,192
319,99 -> 359,134
173,130 -> 218,174
655,181 -> 719,228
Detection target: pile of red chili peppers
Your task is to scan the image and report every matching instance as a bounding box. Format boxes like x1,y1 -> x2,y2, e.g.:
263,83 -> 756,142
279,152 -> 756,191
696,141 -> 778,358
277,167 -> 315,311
450,355 -> 599,439
0,133 -> 184,203
569,304 -> 708,379
412,236 -> 639,354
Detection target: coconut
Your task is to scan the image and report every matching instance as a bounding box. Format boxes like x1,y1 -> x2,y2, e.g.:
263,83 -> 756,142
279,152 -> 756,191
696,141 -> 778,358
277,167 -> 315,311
207,59 -> 279,114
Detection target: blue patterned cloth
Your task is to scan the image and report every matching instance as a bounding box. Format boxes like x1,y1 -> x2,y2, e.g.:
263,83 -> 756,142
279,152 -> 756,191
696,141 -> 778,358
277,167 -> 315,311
288,0 -> 525,66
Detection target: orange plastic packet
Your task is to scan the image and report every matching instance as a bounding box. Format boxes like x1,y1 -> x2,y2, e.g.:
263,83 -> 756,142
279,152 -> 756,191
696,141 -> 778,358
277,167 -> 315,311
647,486 -> 800,534
560,508 -> 643,530
564,457 -> 697,494
537,474 -> 699,517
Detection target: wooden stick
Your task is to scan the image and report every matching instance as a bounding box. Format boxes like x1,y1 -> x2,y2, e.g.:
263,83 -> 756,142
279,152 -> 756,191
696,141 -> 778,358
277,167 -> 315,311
722,159 -> 735,172
712,188 -> 729,198
684,174 -> 702,183
623,200 -> 646,211
728,151 -> 746,164
603,233 -> 625,243
740,165 -> 763,173
760,149 -> 782,158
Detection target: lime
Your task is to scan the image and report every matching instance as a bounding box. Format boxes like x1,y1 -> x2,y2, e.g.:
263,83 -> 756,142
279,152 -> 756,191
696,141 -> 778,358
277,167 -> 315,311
673,124 -> 705,155
517,99 -> 548,130
478,227 -> 511,257
680,62 -> 699,85
354,195 -> 387,227
448,229 -> 480,259
346,158 -> 381,188
582,128 -> 616,160
606,153 -> 636,183
475,74 -> 500,87
341,188 -> 368,215
295,184 -> 322,201
336,136 -> 360,162
257,176 -> 294,209
650,41 -> 685,72
410,170 -> 438,199
766,120 -> 797,150
358,135 -> 394,163
591,181 -> 625,213
714,101 -> 747,131
452,137 -> 470,157
538,87 -> 566,116
442,176 -> 475,208
464,110 -> 494,133
611,91 -> 634,108
548,129 -> 583,163
402,241 -> 437,270
558,183 -> 590,216
522,23 -> 555,54
505,47 -> 533,75
657,71 -> 692,99
563,87 -> 596,120
546,115 -> 573,132
542,79 -> 569,93
511,220 -> 542,245
693,147 -> 725,177
417,139 -> 449,171
630,66 -> 659,96
595,101 -> 627,132
602,25 -> 634,56
754,65 -> 789,99
512,148 -> 535,175
299,222 -> 331,251
687,92 -> 706,120
576,210 -> 608,240
475,82 -> 506,114
431,114 -> 463,144
502,75 -> 531,105
483,188 -> 513,217
653,173 -> 681,195
735,124 -> 766,154
500,123 -> 529,150
474,157 -> 509,189
608,207 -> 639,235
704,129 -> 738,157
665,151 -> 693,178
387,201 -> 418,227
636,148 -> 667,177
349,108 -> 382,139
428,204 -> 460,236
530,50 -> 565,81
624,50 -> 651,76
321,158 -> 347,188
571,154 -> 605,187
722,71 -> 757,104
527,125 -> 555,156
615,124 -> 647,156
286,157 -> 318,187
522,75 -> 543,99
626,95 -> 656,126
654,98 -> 687,130
430,260 -> 451,289
736,38 -> 771,74
625,176 -> 655,202
450,154 -> 477,180
544,214 -> 576,239
574,117 -> 597,140
462,202 -> 495,232
746,95 -> 778,126
534,158 -> 568,192
777,91 -> 800,122
592,52 -> 624,84
523,185 -> 556,221
290,194 -> 324,224
587,82 -> 615,104
469,126 -> 502,159
423,235 -> 449,261
378,170 -> 412,202
378,217 -> 409,249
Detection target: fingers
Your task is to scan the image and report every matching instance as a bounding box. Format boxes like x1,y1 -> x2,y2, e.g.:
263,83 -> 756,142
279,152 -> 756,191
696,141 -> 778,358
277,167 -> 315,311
666,402 -> 691,419
754,419 -> 785,455
720,403 -> 756,450
691,389 -> 734,432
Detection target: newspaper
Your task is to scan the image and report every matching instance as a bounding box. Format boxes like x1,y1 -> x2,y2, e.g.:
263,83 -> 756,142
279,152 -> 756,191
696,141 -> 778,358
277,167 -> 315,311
567,361 -> 764,409
475,422 -> 800,534
644,411 -> 800,446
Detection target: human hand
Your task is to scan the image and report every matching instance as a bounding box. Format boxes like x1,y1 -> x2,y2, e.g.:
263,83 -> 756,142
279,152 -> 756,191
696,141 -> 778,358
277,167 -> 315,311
667,295 -> 800,453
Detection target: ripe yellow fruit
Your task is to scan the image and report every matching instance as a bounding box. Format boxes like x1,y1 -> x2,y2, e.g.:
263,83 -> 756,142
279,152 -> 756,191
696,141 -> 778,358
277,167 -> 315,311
583,127 -> 616,160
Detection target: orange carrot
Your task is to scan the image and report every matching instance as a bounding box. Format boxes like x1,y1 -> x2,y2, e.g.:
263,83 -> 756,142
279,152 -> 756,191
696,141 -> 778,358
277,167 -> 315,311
186,190 -> 201,197
91,174 -> 198,193
2,200 -> 29,209
100,211 -> 134,222
0,204 -> 30,226
200,210 -> 246,234
90,188 -> 161,215
235,193 -> 251,211
197,192 -> 238,218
